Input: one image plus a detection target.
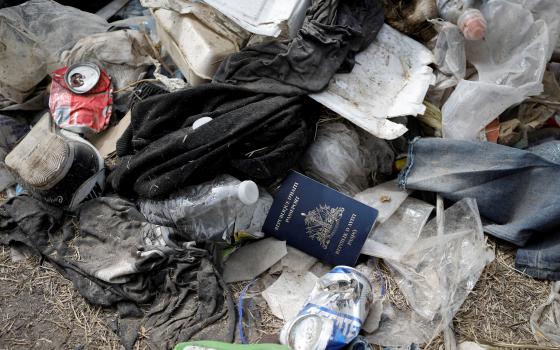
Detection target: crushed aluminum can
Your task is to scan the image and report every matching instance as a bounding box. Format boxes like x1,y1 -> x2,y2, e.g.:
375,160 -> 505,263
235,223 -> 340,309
50,65 -> 113,134
280,266 -> 374,350
64,62 -> 101,94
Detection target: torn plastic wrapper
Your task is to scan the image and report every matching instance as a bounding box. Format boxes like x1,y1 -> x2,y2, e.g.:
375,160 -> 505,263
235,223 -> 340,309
367,199 -> 494,347
310,24 -> 435,140
49,66 -> 113,134
198,0 -> 311,38
361,197 -> 434,261
442,0 -> 560,140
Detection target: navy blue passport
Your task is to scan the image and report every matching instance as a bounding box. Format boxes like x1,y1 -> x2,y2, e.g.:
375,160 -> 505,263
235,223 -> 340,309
262,171 -> 378,266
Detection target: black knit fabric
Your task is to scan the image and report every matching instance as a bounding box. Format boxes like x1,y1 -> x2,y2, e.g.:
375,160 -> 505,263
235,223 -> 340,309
110,84 -> 317,198
213,0 -> 385,95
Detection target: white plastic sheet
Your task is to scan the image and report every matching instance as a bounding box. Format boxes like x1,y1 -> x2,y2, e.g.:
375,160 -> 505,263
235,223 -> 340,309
311,24 -> 435,140
198,0 -> 311,38
442,0 -> 560,140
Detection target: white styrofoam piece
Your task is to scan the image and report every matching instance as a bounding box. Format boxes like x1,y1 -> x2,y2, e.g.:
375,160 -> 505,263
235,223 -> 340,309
311,24 -> 435,140
262,271 -> 318,320
200,0 -> 310,37
153,8 -> 238,85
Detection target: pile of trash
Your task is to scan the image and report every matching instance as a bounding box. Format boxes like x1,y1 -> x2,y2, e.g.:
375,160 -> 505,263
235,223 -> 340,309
0,0 -> 559,349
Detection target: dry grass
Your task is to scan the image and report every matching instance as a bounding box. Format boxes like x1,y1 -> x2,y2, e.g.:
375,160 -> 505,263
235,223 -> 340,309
0,245 -> 123,350
0,237 -> 555,350
378,238 -> 554,349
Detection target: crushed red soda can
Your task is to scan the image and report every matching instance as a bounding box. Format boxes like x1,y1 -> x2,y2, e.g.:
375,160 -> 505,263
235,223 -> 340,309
280,266 -> 374,350
49,63 -> 113,134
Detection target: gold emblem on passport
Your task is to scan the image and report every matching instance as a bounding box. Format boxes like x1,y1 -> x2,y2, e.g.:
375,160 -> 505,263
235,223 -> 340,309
301,205 -> 345,249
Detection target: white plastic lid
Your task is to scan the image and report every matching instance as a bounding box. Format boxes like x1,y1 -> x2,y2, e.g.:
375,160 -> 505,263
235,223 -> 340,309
192,117 -> 213,130
237,180 -> 259,205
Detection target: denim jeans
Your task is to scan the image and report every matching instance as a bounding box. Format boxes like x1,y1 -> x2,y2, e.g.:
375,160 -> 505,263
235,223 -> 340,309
398,138 -> 560,280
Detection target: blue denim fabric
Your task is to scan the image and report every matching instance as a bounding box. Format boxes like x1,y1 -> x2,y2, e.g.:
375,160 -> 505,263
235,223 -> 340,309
398,138 -> 560,280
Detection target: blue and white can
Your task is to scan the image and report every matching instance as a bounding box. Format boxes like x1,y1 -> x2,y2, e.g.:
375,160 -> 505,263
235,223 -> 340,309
280,266 -> 374,350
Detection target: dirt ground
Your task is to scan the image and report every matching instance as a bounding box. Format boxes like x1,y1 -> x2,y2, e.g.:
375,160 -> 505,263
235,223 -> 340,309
0,239 -> 555,350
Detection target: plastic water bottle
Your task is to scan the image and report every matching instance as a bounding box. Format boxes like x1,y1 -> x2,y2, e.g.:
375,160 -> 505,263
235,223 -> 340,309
437,0 -> 486,40
138,174 -> 264,243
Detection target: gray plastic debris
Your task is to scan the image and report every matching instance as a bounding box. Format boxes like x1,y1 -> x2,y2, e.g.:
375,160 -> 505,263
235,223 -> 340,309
530,281 -> 560,346
310,24 -> 435,140
442,0 -> 560,140
223,237 -> 287,283
262,271 -> 318,321
0,0 -> 108,103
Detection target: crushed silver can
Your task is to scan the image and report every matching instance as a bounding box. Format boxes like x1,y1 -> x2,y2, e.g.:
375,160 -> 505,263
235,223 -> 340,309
64,62 -> 101,94
280,266 -> 374,350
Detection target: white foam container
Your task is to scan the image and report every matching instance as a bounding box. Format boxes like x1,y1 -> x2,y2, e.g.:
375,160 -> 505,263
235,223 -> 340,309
153,8 -> 239,85
201,0 -> 311,38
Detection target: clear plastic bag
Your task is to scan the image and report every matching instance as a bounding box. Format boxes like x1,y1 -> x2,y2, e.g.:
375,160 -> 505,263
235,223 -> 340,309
442,0 -> 560,140
369,199 -> 494,346
431,19 -> 466,85
0,0 -> 108,103
361,198 -> 434,261
530,281 -> 560,346
139,174 -> 272,243
301,122 -> 394,196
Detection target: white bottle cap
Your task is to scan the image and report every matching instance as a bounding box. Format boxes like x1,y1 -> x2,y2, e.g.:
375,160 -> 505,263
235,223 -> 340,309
237,180 -> 259,205
192,117 -> 213,130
